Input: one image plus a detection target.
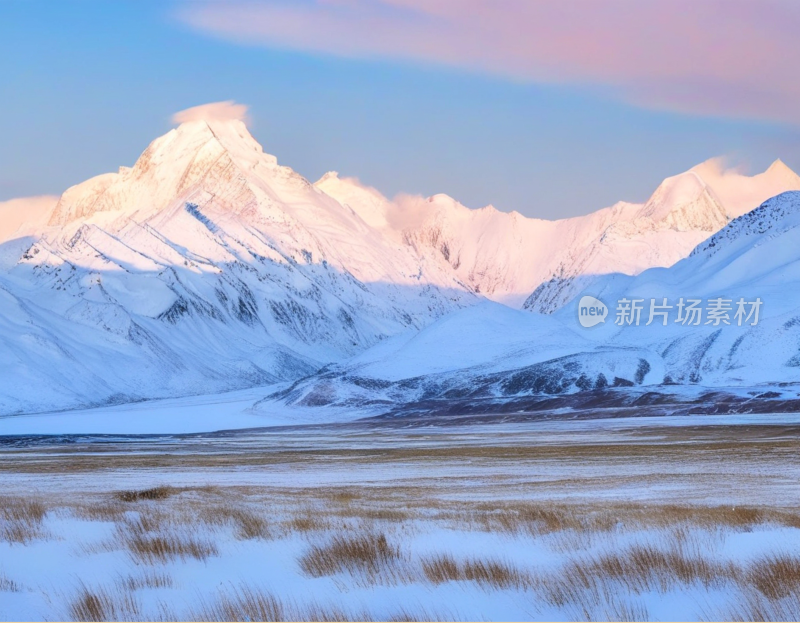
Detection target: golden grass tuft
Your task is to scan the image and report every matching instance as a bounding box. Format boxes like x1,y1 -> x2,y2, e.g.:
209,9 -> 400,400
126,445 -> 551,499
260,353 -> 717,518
191,586 -> 372,622
747,554 -> 800,600
191,585 -> 436,622
712,591 -> 800,622
115,486 -> 175,503
72,500 -> 128,522
192,585 -> 285,622
117,513 -> 218,564
126,531 -> 218,564
299,531 -> 401,577
421,553 -> 530,589
540,542 -> 740,611
589,543 -> 737,591
0,496 -> 47,543
117,570 -> 174,591
68,584 -> 141,622
288,512 -> 330,533
199,505 -> 270,540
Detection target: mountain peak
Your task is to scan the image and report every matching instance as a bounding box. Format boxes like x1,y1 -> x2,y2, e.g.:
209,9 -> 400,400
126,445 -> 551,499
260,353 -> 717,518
48,115 -> 275,227
636,170 -> 727,231
316,171 -> 340,184
766,158 -> 798,178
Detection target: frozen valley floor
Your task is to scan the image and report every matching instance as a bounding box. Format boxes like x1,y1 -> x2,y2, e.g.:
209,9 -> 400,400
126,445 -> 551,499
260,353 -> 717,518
1,414 -> 800,621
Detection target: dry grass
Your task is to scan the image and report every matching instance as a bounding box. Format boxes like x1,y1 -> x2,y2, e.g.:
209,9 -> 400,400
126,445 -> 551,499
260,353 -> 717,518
118,514 -> 218,564
116,486 -> 175,503
1,457 -> 799,621
191,585 -> 444,622
386,606 -> 453,622
711,591 -> 800,622
68,584 -> 141,622
126,531 -> 218,564
199,505 -> 270,540
492,504 -> 590,535
191,586 -> 371,622
0,572 -> 21,592
421,553 -> 530,589
587,544 -> 737,592
598,596 -> 651,622
288,512 -> 331,533
192,585 -> 285,622
117,570 -> 174,591
0,496 -> 47,543
299,531 -> 401,577
73,500 -> 128,522
538,545 -> 800,621
539,543 -> 739,613
326,489 -> 359,505
465,501 -> 799,539
747,554 -> 800,600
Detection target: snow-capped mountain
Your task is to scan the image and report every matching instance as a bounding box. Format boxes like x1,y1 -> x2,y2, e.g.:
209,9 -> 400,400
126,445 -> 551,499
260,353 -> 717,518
561,190 -> 800,387
2,110 -> 799,417
268,192 -> 800,415
318,160 -> 800,310
0,118 -> 473,414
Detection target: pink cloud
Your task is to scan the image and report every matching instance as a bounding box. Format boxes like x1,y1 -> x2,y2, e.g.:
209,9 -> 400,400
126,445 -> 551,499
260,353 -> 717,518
172,100 -> 250,125
176,0 -> 800,125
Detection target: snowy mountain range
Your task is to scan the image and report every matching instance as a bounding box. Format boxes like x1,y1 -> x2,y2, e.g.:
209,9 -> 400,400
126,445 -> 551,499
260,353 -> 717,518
273,191 -> 800,417
1,114 -> 799,417
319,158 -> 800,310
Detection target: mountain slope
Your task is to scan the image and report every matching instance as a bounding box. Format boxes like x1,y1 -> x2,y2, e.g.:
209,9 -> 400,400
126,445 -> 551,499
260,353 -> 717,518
0,119 -> 474,414
265,192 -> 800,415
557,190 -> 800,387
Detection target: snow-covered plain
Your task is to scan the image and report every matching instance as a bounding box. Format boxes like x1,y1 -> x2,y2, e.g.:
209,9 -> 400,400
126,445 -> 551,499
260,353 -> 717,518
2,418 -> 800,621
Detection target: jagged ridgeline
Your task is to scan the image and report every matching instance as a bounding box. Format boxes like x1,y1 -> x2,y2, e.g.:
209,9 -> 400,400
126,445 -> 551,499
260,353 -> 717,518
1,116 -> 800,415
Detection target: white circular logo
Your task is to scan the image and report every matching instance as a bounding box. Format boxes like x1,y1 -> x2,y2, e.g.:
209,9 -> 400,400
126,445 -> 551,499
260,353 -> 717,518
578,295 -> 608,327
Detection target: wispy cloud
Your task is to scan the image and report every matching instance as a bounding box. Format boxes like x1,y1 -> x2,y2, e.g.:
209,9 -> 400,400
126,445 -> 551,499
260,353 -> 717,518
175,0 -> 800,125
172,100 -> 250,124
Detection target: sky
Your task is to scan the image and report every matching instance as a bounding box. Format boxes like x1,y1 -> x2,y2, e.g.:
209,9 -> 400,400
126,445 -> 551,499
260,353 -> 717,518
3,0 -> 800,219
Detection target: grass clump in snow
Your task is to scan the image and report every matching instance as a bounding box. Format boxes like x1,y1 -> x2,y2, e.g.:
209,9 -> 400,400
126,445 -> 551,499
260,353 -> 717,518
747,553 -> 800,600
421,553 -> 530,589
710,589 -> 800,622
115,486 -> 175,503
69,583 -> 141,622
199,504 -> 271,540
190,584 -> 446,622
299,531 -> 402,577
116,570 -> 175,591
118,513 -> 218,564
0,496 -> 47,543
0,572 -> 21,592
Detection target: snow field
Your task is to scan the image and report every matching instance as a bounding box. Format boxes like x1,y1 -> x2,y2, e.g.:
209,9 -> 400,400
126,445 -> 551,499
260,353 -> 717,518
2,419 -> 800,621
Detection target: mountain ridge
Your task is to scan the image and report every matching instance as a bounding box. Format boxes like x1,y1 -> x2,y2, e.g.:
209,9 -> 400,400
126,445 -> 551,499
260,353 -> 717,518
2,116 -> 800,416
316,158 -> 800,309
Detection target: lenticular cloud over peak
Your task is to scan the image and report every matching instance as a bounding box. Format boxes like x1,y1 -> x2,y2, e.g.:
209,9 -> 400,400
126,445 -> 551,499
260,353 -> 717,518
172,100 -> 250,125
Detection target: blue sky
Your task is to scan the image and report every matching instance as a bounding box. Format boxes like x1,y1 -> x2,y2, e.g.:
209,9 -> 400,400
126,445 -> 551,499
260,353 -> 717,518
2,1 -> 800,218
